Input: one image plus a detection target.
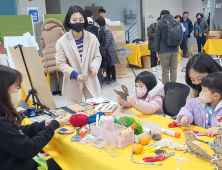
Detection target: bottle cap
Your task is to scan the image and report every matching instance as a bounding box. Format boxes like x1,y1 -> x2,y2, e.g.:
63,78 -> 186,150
103,116 -> 114,123
174,132 -> 181,138
130,124 -> 137,130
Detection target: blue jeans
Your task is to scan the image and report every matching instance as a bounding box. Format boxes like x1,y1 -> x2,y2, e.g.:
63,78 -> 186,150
97,68 -> 102,84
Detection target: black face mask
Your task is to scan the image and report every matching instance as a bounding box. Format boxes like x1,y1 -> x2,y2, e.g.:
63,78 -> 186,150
197,18 -> 201,23
70,23 -> 84,33
194,83 -> 202,93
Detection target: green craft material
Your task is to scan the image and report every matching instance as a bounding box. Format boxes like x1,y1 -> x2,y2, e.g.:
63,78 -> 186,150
134,122 -> 143,135
122,116 -> 136,127
114,117 -> 119,124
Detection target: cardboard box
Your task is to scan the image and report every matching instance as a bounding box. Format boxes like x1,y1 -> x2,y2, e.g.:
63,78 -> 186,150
188,44 -> 198,56
209,31 -> 222,39
107,23 -> 124,32
112,31 -> 126,50
117,51 -> 127,65
115,65 -> 127,76
141,56 -> 151,68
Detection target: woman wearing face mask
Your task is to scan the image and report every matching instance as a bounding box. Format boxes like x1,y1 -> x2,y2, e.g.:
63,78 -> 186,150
0,66 -> 67,170
193,13 -> 209,52
116,71 -> 164,116
56,6 -> 102,104
186,53 -> 222,100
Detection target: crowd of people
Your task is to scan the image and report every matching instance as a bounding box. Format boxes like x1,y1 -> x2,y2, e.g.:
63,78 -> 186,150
0,5 -> 221,170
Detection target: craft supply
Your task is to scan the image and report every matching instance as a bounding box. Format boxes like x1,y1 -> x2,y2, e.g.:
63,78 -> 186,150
114,85 -> 129,100
157,138 -> 188,150
79,102 -> 94,110
175,155 -> 189,170
87,112 -> 106,124
104,144 -> 116,152
161,129 -> 181,138
92,138 -> 109,149
114,117 -> 119,124
79,127 -> 86,138
70,114 -> 88,127
66,104 -> 86,112
94,102 -> 118,113
103,116 -> 115,132
71,129 -> 82,142
168,121 -> 192,132
130,115 -> 143,126
121,124 -> 137,135
119,117 -> 128,126
79,135 -> 92,145
143,152 -> 175,162
57,127 -> 75,135
86,97 -> 110,105
134,122 -> 143,135
132,144 -> 144,154
154,149 -> 166,155
196,139 -> 215,148
152,134 -> 162,141
29,115 -> 52,122
192,131 -> 206,136
111,153 -> 120,157
99,115 -> 104,127
131,151 -> 162,166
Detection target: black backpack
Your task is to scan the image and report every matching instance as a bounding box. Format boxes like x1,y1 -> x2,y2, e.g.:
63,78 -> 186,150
163,19 -> 183,47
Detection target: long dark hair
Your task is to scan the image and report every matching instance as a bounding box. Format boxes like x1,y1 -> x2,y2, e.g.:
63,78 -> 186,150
63,5 -> 88,31
135,71 -> 157,97
186,53 -> 222,90
0,66 -> 22,126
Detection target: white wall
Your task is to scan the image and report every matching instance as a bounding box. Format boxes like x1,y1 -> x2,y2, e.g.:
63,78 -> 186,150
59,0 -> 137,31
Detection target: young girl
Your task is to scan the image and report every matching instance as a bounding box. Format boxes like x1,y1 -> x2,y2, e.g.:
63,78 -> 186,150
0,66 -> 66,170
117,71 -> 164,116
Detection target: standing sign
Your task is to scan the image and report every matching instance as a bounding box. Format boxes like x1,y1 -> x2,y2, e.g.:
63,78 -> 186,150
27,7 -> 39,23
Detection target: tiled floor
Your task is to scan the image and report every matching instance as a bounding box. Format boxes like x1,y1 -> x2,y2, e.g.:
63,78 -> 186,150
53,58 -> 189,108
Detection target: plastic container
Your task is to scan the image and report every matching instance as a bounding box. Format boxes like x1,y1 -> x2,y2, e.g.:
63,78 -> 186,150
162,129 -> 181,138
103,116 -> 115,132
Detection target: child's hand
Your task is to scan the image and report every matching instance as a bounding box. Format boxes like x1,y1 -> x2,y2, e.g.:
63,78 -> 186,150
205,127 -> 219,137
127,96 -> 136,108
117,95 -> 124,104
180,116 -> 190,125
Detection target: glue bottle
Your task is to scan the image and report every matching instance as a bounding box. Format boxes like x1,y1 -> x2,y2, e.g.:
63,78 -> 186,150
121,124 -> 137,135
161,129 -> 181,138
80,127 -> 86,137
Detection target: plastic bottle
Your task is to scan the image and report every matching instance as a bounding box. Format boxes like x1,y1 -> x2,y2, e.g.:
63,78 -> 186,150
121,124 -> 137,135
103,116 -> 115,132
79,127 -> 86,137
161,129 -> 181,138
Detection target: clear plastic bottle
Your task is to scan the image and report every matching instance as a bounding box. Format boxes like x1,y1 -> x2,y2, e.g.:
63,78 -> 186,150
102,116 -> 115,132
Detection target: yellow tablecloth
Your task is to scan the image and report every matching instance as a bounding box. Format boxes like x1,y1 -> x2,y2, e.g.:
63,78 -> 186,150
22,109 -> 215,170
126,43 -> 181,68
204,39 -> 222,55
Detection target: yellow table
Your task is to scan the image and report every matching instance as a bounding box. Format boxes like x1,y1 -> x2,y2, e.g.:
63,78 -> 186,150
22,109 -> 215,170
204,39 -> 222,55
126,43 -> 181,68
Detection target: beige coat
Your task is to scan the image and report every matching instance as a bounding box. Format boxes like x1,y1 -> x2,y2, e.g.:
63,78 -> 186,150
55,30 -> 102,102
41,19 -> 66,74
187,88 -> 199,101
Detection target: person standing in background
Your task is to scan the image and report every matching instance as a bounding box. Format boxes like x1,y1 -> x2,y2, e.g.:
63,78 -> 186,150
194,13 -> 209,53
85,10 -> 99,37
175,15 -> 186,32
40,19 -> 66,96
99,9 -> 111,25
147,17 -> 161,72
95,17 -> 120,85
181,11 -> 193,58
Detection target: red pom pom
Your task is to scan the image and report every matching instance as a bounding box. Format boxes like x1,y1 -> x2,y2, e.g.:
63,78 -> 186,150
70,114 -> 88,127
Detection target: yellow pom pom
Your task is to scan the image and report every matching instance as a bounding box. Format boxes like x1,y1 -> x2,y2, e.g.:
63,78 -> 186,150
130,115 -> 143,126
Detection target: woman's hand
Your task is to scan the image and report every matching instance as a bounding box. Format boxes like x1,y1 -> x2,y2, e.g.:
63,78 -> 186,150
77,75 -> 87,82
117,95 -> 124,104
45,119 -> 53,126
55,115 -> 67,128
205,127 -> 219,137
127,96 -> 136,108
91,68 -> 98,77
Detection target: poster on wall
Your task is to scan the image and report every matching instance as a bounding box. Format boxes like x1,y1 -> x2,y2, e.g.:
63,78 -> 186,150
148,15 -> 154,20
85,6 -> 103,21
27,7 -> 39,23
216,4 -> 219,8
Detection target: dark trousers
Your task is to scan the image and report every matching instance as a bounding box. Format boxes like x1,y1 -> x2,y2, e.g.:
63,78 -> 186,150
181,37 -> 188,56
197,36 -> 206,52
150,50 -> 158,68
97,68 -> 101,84
106,65 -> 116,80
48,158 -> 62,170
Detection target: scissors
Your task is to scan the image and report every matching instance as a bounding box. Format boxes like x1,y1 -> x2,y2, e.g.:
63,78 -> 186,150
71,129 -> 82,142
143,152 -> 175,162
196,139 -> 215,148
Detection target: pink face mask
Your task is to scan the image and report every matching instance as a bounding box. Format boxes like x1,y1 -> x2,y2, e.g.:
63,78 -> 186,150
199,93 -> 213,104
136,89 -> 147,98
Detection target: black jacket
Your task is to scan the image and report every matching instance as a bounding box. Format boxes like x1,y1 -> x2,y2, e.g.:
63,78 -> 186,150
0,120 -> 59,170
154,15 -> 179,54
147,23 -> 156,50
181,18 -> 193,38
85,24 -> 99,37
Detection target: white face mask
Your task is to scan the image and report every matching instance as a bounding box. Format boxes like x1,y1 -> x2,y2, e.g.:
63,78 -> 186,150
9,89 -> 22,106
136,88 -> 147,98
199,93 -> 213,104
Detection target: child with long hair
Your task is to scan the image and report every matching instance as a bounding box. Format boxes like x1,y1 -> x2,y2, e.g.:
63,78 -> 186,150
0,66 -> 66,170
117,71 -> 164,116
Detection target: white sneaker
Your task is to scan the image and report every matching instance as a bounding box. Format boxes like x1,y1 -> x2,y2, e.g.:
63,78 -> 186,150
155,66 -> 161,70
151,67 -> 157,72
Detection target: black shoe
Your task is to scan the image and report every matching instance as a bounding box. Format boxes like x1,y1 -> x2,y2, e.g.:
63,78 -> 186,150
58,91 -> 62,96
52,91 -> 58,96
